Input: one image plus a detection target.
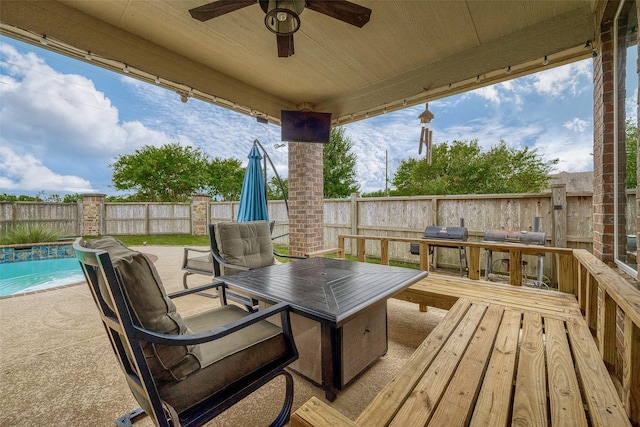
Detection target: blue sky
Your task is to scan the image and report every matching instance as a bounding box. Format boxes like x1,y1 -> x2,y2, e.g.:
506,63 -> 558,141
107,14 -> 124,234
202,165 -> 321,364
1,35 -> 632,197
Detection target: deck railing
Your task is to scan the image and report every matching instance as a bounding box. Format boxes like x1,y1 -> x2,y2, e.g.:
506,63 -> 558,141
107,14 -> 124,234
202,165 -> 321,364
338,234 -> 640,423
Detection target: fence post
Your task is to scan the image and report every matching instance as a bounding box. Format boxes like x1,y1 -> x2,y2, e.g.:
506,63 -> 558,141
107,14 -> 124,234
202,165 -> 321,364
191,194 -> 212,236
80,194 -> 105,236
350,193 -> 359,236
551,184 -> 567,248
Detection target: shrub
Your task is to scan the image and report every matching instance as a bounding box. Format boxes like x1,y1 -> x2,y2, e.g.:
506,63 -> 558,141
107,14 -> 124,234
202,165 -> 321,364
0,223 -> 63,245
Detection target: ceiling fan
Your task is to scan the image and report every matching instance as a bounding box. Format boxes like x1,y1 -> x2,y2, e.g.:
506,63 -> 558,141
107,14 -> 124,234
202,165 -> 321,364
189,0 -> 372,58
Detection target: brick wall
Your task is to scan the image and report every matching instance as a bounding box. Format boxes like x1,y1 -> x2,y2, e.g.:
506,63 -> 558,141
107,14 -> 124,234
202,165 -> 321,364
288,141 -> 324,256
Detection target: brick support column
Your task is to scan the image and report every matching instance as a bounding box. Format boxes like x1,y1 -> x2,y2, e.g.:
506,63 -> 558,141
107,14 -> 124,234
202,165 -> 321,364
288,142 -> 324,256
191,194 -> 211,236
81,194 -> 105,236
593,15 -> 626,265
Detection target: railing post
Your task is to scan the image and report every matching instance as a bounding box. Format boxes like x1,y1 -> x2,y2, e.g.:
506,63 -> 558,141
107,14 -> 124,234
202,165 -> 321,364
509,249 -> 523,286
381,239 -> 390,265
419,241 -> 430,271
357,237 -> 366,262
585,273 -> 598,332
556,252 -> 575,294
623,316 -> 640,424
597,289 -> 617,369
468,247 -> 481,280
576,261 -> 588,313
338,235 -> 345,256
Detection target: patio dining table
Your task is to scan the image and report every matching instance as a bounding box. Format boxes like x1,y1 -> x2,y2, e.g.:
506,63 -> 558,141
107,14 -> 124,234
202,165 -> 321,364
221,257 -> 428,401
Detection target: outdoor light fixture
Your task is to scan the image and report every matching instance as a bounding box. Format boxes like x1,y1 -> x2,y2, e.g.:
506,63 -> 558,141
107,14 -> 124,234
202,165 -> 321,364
418,103 -> 435,165
264,0 -> 304,35
123,64 -> 130,73
506,66 -> 512,75
40,35 -> 48,45
85,51 -> 92,61
543,55 -> 549,65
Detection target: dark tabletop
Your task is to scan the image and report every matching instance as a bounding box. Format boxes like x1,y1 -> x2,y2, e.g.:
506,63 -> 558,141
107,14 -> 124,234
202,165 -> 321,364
222,258 -> 428,326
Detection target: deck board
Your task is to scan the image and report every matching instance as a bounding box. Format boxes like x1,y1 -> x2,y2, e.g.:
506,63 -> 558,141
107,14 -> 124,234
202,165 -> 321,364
545,317 -> 588,426
469,309 -> 521,427
512,311 -> 547,426
428,304 -> 504,427
388,303 -> 486,427
566,318 -> 630,426
396,273 -> 582,318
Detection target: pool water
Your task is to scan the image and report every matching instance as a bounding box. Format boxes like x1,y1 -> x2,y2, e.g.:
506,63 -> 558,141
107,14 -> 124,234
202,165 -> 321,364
0,257 -> 84,296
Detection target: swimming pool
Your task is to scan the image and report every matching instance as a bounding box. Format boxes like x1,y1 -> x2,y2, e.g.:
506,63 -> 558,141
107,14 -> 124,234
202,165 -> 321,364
0,257 -> 84,297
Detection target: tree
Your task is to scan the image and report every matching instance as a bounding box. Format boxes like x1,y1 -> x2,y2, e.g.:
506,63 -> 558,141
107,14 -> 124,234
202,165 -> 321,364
323,127 -> 360,198
111,144 -> 209,202
267,176 -> 288,200
626,118 -> 638,189
205,157 -> 245,201
392,139 -> 557,196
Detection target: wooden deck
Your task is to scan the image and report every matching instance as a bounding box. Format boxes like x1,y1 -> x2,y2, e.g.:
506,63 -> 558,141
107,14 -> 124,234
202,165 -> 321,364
292,278 -> 630,426
292,234 -> 640,426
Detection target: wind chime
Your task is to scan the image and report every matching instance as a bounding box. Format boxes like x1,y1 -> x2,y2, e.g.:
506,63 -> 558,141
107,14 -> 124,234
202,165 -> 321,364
418,103 -> 434,164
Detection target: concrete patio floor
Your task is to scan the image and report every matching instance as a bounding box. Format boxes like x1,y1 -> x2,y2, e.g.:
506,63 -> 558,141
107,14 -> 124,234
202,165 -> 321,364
0,245 -> 446,426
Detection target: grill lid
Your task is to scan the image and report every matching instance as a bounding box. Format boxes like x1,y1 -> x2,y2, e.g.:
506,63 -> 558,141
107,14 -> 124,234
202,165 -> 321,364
424,226 -> 468,241
483,230 -> 546,246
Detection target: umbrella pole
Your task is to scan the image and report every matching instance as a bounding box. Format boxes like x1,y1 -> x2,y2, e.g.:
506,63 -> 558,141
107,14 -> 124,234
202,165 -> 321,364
254,139 -> 289,216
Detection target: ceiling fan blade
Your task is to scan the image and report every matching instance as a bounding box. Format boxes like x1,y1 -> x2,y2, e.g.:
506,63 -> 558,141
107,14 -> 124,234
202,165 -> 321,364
189,0 -> 256,22
305,0 -> 372,28
277,34 -> 295,57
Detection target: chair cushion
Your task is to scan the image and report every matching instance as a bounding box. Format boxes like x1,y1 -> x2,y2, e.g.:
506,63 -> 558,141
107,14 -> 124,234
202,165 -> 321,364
185,254 -> 213,274
84,237 -> 201,381
159,304 -> 287,413
214,221 -> 275,275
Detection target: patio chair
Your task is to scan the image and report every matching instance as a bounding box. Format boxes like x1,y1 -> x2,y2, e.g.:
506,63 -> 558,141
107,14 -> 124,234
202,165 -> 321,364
181,221 -> 282,291
73,236 -> 298,427
181,247 -> 218,298
209,221 -> 306,311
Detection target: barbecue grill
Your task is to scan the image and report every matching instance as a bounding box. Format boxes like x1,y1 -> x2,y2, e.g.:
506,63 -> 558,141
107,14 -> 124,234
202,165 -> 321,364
483,230 -> 547,285
410,225 -> 468,276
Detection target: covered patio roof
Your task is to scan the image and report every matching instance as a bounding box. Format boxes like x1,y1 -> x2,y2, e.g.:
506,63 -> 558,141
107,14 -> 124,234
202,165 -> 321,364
1,0 -> 599,126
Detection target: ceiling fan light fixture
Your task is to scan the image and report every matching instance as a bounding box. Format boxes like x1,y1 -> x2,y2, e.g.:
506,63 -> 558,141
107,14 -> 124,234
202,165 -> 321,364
265,0 -> 304,35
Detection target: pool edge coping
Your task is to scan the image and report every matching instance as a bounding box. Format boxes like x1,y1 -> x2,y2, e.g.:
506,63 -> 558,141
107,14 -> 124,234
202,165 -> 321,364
0,281 -> 85,299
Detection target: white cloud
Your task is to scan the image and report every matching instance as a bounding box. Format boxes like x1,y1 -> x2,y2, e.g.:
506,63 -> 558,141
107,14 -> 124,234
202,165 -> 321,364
532,61 -> 592,97
0,146 -> 94,193
472,86 -> 501,104
0,41 -> 187,194
564,118 -> 589,133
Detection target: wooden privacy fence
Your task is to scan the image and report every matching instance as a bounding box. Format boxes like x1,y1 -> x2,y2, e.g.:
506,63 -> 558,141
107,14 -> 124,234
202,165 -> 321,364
1,188 -> 636,266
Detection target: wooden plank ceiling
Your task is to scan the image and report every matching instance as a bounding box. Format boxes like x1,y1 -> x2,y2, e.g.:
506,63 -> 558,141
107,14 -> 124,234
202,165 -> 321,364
0,0 -> 598,125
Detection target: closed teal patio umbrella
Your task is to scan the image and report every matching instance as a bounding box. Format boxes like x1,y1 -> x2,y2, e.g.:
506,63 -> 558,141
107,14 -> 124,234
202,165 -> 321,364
236,142 -> 269,222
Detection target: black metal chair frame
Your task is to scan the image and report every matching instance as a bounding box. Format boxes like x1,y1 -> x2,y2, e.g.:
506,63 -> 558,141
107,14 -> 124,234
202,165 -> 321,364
74,238 -> 298,427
